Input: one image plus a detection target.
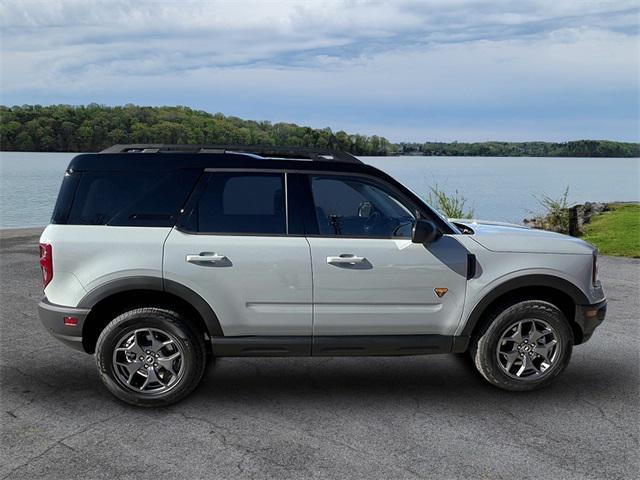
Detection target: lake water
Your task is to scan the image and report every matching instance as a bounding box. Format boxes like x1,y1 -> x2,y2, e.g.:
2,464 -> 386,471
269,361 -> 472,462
0,151 -> 638,229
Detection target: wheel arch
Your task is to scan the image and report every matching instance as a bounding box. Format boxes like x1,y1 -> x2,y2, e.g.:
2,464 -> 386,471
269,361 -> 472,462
460,274 -> 589,348
79,277 -> 222,354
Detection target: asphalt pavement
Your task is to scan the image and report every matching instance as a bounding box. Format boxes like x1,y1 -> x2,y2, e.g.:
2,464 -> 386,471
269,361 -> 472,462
1,228 -> 638,480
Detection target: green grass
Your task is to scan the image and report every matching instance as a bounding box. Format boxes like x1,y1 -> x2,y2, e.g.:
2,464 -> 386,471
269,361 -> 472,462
581,204 -> 640,258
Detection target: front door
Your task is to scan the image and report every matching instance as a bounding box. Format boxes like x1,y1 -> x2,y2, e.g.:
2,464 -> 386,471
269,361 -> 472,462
305,174 -> 469,342
163,171 -> 313,338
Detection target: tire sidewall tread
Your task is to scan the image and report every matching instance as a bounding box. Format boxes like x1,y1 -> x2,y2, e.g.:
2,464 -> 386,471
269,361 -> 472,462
96,307 -> 207,407
471,300 -> 574,391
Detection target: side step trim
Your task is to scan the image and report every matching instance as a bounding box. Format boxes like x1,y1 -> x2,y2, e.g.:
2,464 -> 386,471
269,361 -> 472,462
211,335 -> 457,357
313,335 -> 453,356
211,336 -> 311,356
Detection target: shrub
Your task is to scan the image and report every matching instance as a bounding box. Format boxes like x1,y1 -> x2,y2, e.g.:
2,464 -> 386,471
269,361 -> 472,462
534,186 -> 570,233
427,184 -> 474,219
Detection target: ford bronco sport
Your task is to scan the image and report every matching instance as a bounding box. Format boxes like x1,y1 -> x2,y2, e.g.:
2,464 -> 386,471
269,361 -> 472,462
38,145 -> 607,406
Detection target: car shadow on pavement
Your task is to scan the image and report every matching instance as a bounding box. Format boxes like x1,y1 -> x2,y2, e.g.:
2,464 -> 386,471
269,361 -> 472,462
176,354 -> 634,409
3,345 -> 635,416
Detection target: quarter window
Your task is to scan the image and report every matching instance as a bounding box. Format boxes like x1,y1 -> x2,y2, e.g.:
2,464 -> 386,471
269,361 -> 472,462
62,170 -> 200,227
189,172 -> 286,234
310,175 -> 415,238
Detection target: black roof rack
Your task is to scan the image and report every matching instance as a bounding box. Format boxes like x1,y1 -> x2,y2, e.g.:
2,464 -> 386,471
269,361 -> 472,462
99,144 -> 362,164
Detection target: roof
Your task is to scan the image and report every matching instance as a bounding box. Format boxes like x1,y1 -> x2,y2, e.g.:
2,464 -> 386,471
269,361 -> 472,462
99,144 -> 362,163
68,144 -> 372,174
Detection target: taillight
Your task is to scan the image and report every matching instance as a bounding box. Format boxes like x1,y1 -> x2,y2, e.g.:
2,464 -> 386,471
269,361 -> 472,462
592,251 -> 598,285
39,243 -> 53,289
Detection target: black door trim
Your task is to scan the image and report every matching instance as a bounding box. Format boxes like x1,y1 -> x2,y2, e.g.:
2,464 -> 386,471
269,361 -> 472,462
210,335 -> 456,357
313,334 -> 453,356
211,336 -> 311,356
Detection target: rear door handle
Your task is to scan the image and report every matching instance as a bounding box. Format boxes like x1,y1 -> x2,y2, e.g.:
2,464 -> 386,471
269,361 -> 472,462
186,253 -> 228,264
327,254 -> 366,265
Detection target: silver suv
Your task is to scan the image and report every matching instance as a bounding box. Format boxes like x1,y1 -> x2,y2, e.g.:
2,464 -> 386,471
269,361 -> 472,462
38,145 -> 607,406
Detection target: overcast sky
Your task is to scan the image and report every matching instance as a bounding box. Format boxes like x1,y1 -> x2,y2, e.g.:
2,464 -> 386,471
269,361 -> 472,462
1,0 -> 638,142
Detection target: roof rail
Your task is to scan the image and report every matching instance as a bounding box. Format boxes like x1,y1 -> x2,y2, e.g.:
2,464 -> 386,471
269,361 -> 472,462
99,144 -> 362,164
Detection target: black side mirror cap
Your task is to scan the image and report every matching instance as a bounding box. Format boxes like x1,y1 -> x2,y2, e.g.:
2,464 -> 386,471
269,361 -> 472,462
412,219 -> 442,244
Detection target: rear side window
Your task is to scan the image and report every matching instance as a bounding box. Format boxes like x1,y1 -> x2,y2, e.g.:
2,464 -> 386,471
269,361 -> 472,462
53,170 -> 200,227
182,172 -> 286,234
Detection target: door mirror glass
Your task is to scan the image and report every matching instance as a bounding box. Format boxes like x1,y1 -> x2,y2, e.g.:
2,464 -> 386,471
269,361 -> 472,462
412,219 -> 441,244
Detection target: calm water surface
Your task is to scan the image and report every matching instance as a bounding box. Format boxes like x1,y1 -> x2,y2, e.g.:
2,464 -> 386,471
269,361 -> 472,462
0,152 -> 638,228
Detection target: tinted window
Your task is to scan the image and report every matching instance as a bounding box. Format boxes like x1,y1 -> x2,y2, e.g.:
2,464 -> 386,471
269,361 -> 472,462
51,172 -> 80,224
191,173 -> 286,234
310,175 -> 415,237
62,170 -> 200,226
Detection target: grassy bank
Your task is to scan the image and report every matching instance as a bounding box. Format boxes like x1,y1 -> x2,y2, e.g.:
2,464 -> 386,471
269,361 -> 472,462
582,204 -> 640,258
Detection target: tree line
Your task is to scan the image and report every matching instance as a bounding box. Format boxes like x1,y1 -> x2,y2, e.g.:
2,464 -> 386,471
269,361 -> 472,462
1,104 -> 638,157
396,140 -> 640,158
0,104 -> 392,155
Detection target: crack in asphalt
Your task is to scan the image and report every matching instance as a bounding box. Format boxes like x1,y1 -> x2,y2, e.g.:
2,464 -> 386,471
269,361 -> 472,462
1,413 -> 126,480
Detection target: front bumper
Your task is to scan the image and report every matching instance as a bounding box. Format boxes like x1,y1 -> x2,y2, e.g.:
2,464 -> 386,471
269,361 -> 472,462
38,298 -> 90,352
574,299 -> 607,344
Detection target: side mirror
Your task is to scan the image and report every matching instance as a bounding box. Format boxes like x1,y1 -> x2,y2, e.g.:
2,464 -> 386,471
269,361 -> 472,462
412,219 -> 441,244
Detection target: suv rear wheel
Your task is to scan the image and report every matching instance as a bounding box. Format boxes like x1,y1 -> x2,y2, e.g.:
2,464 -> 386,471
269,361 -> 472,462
96,307 -> 207,407
471,300 -> 573,391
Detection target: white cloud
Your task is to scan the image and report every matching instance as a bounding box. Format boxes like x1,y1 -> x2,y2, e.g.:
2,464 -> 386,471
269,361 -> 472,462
0,0 -> 638,141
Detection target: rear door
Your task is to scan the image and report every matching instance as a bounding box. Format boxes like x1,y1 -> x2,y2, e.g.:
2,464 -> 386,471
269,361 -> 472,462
163,171 -> 313,337
304,173 -> 469,342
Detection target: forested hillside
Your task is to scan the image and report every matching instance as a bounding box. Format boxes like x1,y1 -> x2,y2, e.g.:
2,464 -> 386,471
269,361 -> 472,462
1,104 -> 638,157
0,104 -> 392,155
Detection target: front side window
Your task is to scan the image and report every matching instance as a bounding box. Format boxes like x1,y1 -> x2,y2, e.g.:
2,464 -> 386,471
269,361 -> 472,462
187,172 -> 286,234
310,175 -> 416,238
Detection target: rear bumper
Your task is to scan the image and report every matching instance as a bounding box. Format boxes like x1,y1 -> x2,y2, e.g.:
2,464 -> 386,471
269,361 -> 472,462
38,298 -> 90,352
574,299 -> 607,344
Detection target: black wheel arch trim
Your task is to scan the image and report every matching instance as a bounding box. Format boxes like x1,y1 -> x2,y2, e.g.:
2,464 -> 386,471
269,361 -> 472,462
77,276 -> 223,337
460,274 -> 589,338
163,278 -> 223,336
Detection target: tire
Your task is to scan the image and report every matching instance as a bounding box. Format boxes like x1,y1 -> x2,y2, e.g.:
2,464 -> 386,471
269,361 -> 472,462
470,300 -> 573,391
96,307 -> 208,407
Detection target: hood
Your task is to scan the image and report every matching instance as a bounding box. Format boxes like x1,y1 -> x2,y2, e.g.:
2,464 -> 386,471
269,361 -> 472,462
450,219 -> 596,255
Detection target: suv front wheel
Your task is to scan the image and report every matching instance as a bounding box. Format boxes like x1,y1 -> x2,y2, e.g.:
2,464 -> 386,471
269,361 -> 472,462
96,307 -> 207,407
471,300 -> 574,391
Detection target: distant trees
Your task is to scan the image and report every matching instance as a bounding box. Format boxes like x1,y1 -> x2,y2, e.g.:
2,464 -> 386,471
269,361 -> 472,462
396,140 -> 639,157
1,104 -> 638,157
0,104 -> 393,155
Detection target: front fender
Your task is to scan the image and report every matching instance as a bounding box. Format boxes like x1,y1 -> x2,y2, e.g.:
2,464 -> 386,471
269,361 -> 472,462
457,272 -> 589,339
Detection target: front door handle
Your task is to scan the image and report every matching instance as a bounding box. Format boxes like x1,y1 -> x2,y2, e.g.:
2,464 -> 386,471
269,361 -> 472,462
186,253 -> 228,264
327,254 -> 367,265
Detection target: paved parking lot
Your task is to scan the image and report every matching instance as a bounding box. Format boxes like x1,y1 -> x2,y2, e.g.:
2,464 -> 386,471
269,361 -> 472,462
1,228 -> 638,479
